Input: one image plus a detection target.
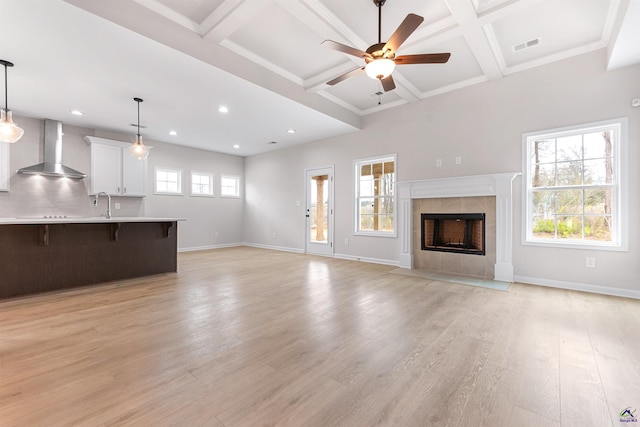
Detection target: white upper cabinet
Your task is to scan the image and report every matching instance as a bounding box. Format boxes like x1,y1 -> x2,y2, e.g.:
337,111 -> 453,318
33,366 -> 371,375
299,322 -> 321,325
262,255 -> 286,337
0,142 -> 9,191
84,136 -> 147,197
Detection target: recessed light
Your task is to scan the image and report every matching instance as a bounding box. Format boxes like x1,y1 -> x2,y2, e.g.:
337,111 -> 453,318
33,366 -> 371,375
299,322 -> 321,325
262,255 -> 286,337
287,129 -> 296,134
233,144 -> 240,149
169,130 -> 177,136
218,106 -> 229,113
70,110 -> 83,116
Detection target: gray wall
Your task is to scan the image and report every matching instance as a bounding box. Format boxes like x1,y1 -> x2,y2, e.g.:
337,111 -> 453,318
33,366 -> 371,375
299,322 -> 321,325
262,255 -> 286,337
0,118 -> 244,250
1,48 -> 638,296
244,49 -> 640,295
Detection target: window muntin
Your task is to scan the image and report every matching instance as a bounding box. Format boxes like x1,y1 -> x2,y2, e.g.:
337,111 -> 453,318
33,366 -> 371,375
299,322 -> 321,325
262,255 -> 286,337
220,175 -> 240,198
191,171 -> 214,197
355,155 -> 396,236
524,119 -> 626,249
154,167 -> 182,195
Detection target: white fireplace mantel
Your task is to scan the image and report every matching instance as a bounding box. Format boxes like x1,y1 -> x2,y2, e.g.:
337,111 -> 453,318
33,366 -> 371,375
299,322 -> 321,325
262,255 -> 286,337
397,172 -> 521,282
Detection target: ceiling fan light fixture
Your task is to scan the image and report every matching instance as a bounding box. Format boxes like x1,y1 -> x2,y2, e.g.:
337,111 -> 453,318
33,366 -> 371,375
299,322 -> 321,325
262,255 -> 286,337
0,59 -> 24,143
365,58 -> 395,80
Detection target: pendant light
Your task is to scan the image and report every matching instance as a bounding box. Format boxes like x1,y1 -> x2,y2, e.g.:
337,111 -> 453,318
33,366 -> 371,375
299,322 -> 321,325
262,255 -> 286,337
129,97 -> 150,160
0,60 -> 24,143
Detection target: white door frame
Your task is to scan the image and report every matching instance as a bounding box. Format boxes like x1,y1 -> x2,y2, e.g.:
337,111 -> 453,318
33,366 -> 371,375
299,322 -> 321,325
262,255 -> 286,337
304,166 -> 334,256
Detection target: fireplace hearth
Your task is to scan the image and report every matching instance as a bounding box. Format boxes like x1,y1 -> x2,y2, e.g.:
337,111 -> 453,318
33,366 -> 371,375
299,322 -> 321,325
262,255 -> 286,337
421,213 -> 485,255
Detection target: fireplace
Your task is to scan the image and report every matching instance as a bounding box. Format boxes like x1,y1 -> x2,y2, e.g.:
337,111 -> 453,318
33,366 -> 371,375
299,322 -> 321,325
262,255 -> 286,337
396,172 -> 520,282
421,213 -> 485,255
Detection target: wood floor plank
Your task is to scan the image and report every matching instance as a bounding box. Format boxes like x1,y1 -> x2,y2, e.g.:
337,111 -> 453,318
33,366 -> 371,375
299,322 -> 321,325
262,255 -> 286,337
0,246 -> 638,426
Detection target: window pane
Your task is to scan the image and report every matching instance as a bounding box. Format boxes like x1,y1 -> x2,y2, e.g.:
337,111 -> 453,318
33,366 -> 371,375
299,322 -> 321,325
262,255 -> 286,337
557,189 -> 582,215
584,215 -> 612,241
359,214 -> 374,231
359,197 -> 374,215
556,135 -> 582,162
531,190 -> 556,216
584,188 -> 611,214
157,182 -> 167,192
532,215 -> 555,239
359,176 -> 374,197
556,161 -> 583,185
584,130 -> 614,159
531,163 -> 556,187
531,139 -> 555,164
556,216 -> 583,239
584,158 -> 611,184
360,164 -> 372,176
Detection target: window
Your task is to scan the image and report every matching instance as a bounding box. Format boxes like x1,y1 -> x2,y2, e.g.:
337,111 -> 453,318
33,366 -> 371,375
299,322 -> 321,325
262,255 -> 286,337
523,118 -> 627,250
191,171 -> 214,197
354,154 -> 396,236
154,167 -> 182,195
220,175 -> 240,198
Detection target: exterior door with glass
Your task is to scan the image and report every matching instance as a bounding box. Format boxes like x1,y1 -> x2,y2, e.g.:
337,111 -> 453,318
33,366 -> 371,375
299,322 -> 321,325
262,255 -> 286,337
305,167 -> 333,256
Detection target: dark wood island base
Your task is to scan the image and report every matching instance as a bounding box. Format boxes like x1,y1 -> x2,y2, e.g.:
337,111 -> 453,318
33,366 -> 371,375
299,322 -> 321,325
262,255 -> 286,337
0,220 -> 179,299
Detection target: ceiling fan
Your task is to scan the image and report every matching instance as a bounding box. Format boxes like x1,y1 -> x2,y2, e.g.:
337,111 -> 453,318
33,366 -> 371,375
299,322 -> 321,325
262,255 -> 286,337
322,0 -> 451,92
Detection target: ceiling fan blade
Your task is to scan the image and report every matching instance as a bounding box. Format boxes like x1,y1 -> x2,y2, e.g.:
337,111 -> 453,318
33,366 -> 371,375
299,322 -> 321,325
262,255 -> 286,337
327,67 -> 365,86
322,40 -> 371,59
395,53 -> 451,65
383,13 -> 424,54
381,74 -> 395,92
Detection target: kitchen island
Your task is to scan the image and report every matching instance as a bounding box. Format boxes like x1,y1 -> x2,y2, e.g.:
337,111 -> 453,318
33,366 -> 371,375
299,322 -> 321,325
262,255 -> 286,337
0,217 -> 184,299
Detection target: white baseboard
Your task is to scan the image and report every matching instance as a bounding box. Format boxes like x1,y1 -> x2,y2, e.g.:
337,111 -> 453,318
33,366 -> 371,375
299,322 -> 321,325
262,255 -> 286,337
178,243 -> 243,253
333,253 -> 399,267
242,242 -> 304,254
514,275 -> 640,300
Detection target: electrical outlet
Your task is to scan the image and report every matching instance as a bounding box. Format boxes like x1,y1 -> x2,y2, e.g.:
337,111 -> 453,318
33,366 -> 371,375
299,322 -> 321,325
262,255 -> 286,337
296,200 -> 301,207
436,159 -> 442,168
272,232 -> 276,239
455,156 -> 462,165
344,238 -> 349,246
586,257 -> 596,268
214,232 -> 220,238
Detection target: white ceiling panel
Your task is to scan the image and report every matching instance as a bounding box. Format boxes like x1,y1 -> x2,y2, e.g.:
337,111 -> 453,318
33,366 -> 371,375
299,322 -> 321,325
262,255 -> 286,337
154,0 -> 224,25
490,0 -> 610,68
397,36 -> 483,93
226,2 -> 345,81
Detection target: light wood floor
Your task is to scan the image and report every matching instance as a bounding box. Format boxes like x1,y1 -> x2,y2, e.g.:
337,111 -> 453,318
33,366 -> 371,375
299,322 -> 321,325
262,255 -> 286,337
1,247 -> 639,426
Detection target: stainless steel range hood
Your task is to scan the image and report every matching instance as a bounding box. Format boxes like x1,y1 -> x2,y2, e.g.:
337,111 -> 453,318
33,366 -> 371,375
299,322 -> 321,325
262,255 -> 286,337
17,119 -> 86,179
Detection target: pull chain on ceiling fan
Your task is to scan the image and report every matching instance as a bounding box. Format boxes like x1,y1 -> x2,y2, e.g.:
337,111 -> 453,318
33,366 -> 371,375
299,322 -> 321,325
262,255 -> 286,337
322,0 -> 451,92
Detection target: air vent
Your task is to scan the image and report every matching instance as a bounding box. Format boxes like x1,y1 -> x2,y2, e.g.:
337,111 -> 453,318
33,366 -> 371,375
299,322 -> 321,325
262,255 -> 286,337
370,91 -> 384,97
513,37 -> 541,52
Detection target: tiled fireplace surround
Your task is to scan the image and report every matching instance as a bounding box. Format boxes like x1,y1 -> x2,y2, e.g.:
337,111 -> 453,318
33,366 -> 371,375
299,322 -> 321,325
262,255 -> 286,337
397,173 -> 520,282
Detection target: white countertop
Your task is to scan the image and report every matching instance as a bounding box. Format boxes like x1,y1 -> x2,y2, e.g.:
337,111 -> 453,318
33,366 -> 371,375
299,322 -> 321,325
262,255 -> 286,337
0,217 -> 186,225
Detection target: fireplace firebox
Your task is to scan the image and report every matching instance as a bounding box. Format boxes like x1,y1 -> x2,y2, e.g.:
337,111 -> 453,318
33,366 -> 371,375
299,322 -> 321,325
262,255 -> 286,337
421,213 -> 485,255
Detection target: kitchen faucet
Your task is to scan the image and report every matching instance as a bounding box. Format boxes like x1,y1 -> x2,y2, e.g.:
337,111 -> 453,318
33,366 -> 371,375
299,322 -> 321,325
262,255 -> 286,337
94,192 -> 112,219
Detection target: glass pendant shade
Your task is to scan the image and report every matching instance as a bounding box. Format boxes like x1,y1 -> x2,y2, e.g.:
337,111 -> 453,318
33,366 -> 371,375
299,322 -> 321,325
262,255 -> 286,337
1,59 -> 23,143
130,97 -> 150,160
0,109 -> 24,143
365,58 -> 395,80
129,134 -> 150,160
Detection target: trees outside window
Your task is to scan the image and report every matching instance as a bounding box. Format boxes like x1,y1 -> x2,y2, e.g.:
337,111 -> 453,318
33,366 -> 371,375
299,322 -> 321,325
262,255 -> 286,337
523,118 -> 627,250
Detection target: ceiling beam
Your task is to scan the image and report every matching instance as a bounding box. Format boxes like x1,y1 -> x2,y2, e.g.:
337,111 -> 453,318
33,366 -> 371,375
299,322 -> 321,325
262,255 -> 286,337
444,0 -> 503,81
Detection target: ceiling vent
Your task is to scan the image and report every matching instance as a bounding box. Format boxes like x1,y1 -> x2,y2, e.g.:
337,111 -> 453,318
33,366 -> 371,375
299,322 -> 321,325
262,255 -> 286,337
513,37 -> 541,52
370,91 -> 384,97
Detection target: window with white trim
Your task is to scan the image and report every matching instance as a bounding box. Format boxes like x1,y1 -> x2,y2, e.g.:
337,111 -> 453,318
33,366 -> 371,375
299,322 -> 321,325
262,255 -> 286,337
191,171 -> 214,197
354,154 -> 396,236
523,118 -> 627,250
154,167 -> 182,195
220,175 -> 241,198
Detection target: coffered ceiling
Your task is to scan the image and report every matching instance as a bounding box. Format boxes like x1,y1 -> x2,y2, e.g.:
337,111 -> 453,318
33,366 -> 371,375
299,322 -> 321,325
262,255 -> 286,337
1,0 -> 638,156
